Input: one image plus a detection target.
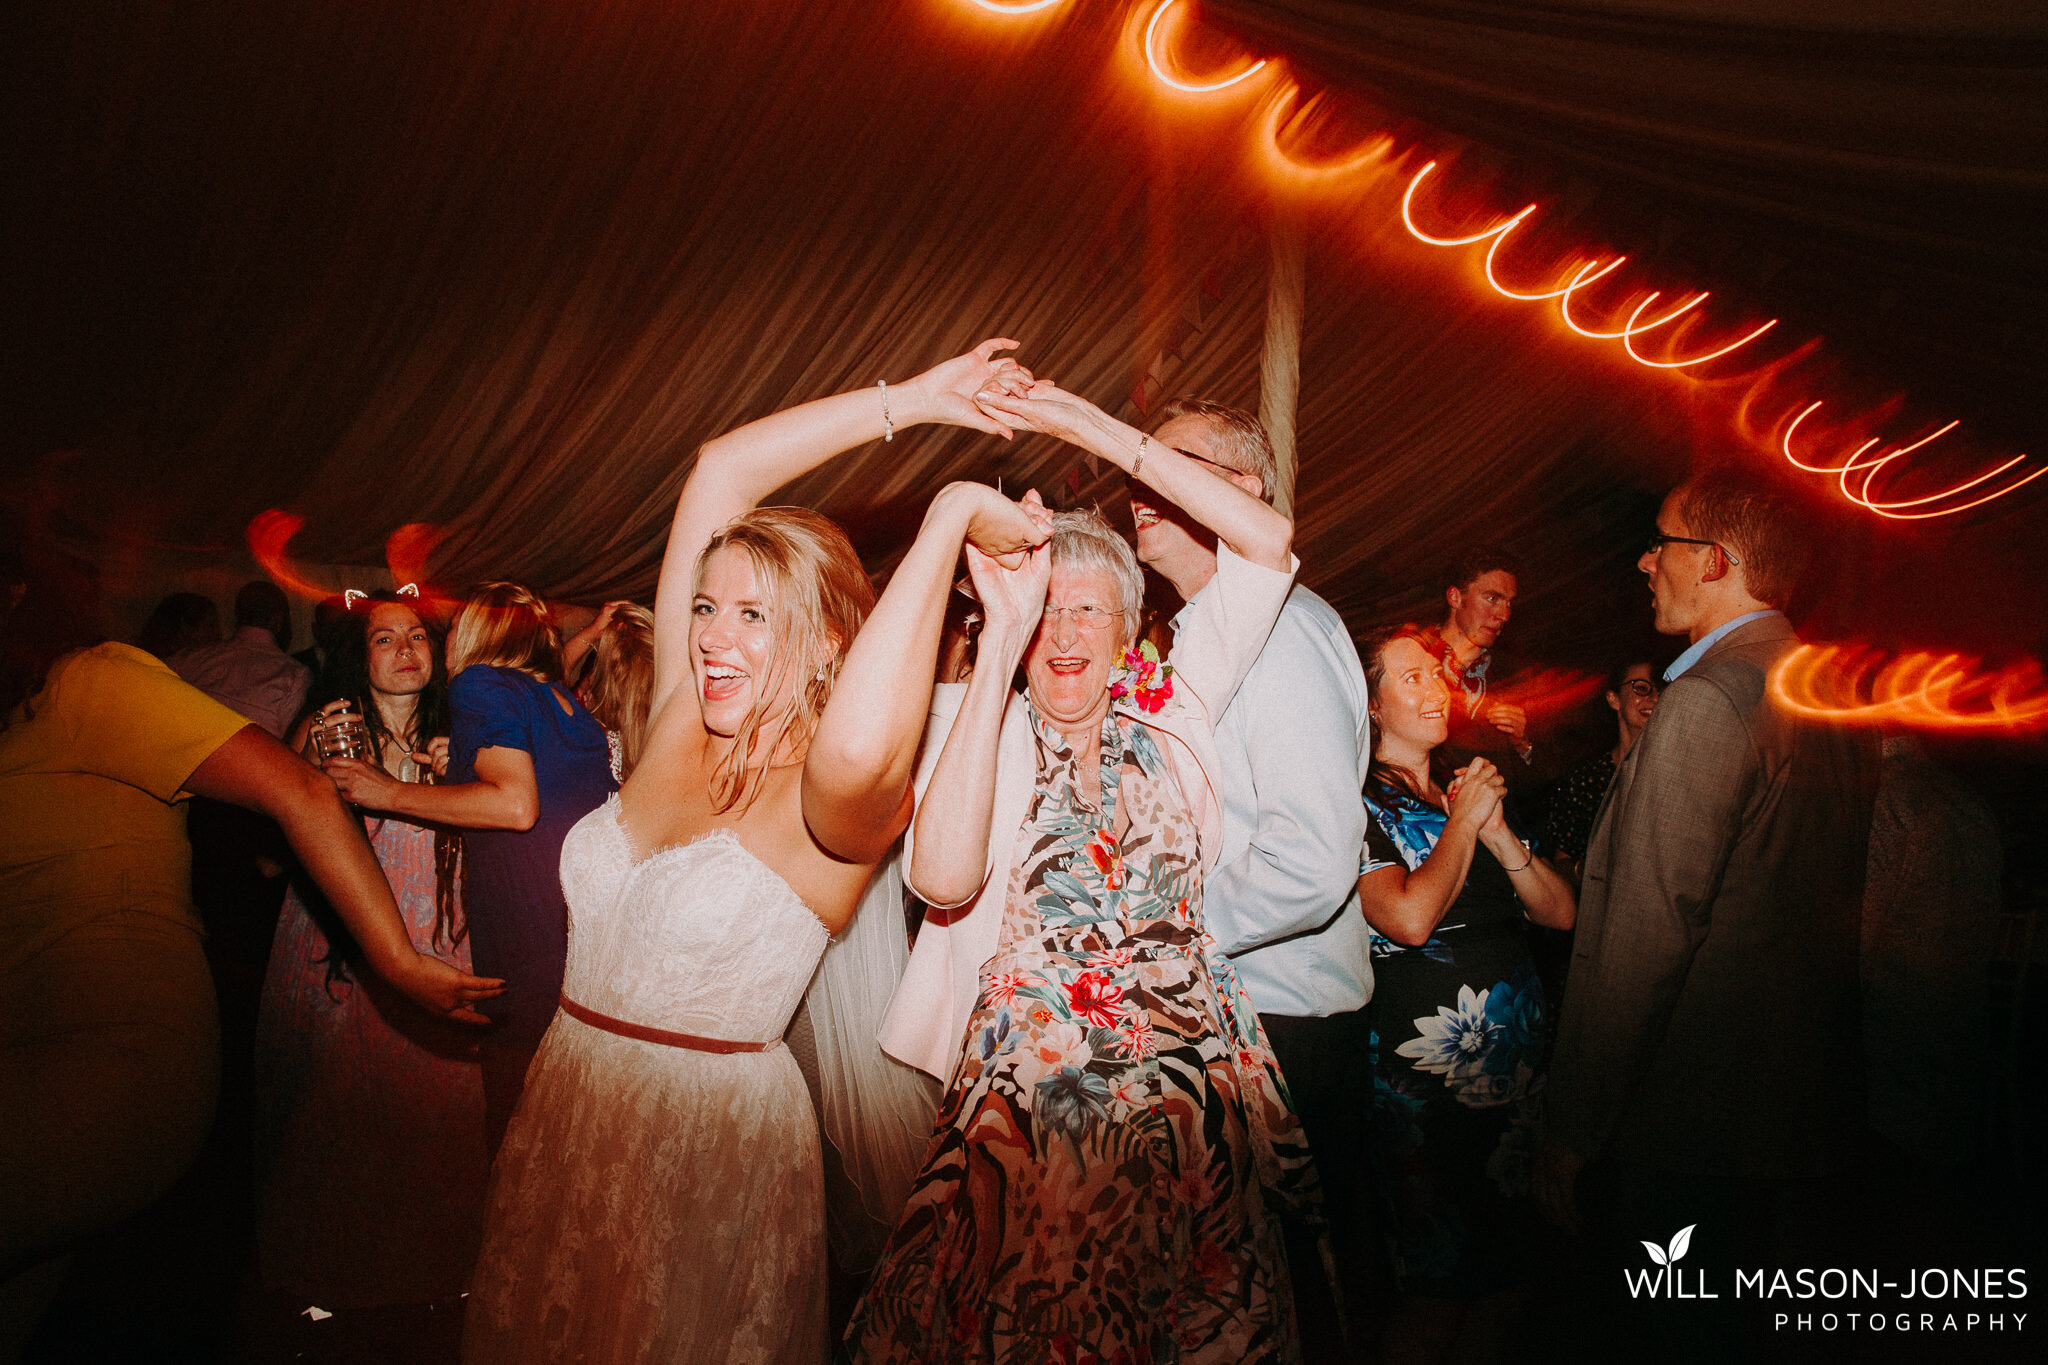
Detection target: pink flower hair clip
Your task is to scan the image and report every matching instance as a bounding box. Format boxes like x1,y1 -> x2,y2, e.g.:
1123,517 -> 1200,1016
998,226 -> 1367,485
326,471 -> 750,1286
1108,640 -> 1173,714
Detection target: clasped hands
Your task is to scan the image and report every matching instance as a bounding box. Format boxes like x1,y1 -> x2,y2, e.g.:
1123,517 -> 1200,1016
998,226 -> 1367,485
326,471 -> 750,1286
1443,755 -> 1509,834
903,337 -> 1093,590
903,336 -> 1093,449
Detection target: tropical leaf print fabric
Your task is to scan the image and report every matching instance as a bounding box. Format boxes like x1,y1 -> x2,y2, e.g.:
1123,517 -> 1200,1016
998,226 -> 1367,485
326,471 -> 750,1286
850,705 -> 1318,1365
1358,783 -> 1550,1298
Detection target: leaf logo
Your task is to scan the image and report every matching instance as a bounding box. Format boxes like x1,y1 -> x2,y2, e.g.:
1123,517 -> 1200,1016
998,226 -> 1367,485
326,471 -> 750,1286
1640,1223 -> 1695,1267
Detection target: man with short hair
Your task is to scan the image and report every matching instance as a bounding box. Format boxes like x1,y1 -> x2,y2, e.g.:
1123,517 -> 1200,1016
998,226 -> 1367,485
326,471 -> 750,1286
1536,469 -> 1878,1357
174,579 -> 311,739
1413,547 -> 1537,769
1135,396 -> 1379,1348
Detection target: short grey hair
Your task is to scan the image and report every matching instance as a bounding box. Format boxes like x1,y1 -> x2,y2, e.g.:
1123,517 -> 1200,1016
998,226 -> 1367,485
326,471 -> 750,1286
1048,508 -> 1142,642
1155,397 -> 1278,506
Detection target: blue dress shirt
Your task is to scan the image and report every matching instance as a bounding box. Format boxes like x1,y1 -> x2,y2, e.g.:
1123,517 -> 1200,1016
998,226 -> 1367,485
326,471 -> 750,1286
1663,609 -> 1782,683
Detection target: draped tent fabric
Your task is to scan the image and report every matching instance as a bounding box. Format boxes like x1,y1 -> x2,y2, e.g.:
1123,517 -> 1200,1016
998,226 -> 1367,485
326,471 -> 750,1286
4,0 -> 2044,666
1209,0 -> 2048,447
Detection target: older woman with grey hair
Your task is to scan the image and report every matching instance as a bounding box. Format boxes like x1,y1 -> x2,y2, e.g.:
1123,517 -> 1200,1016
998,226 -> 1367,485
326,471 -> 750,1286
851,384 -> 1319,1365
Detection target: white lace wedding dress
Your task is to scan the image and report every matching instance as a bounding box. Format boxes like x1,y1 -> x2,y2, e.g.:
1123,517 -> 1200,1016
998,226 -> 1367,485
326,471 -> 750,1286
464,795 -> 832,1364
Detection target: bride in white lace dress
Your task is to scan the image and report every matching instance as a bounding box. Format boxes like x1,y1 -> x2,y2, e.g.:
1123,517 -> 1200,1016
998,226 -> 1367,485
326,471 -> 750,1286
464,339 -> 1054,1364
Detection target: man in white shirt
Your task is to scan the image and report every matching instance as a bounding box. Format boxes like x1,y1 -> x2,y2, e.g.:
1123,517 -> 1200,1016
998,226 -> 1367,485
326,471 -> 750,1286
1137,397 -> 1380,1349
173,580 -> 311,739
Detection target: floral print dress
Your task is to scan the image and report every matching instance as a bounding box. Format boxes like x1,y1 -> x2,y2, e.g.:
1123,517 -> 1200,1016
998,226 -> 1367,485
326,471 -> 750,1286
1360,782 -> 1549,1298
850,704 -> 1318,1365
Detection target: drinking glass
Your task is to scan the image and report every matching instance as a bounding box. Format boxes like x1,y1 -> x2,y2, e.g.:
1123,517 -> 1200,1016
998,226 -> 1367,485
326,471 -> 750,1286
313,710 -> 371,766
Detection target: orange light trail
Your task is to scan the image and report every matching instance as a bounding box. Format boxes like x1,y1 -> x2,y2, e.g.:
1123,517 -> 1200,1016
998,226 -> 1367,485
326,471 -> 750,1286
1845,449 -> 2045,519
1779,403 -> 2045,517
1254,84 -> 1391,181
1780,402 -> 1883,475
383,521 -> 457,610
1727,341 -> 1826,448
1116,7 -> 2040,522
245,510 -> 334,602
1557,270 -> 1641,339
1621,316 -> 1778,369
1143,1 -> 1268,94
1482,224 -> 1606,301
1483,666 -> 1607,725
384,522 -> 446,594
967,0 -> 1064,13
1621,291 -> 1709,337
1400,162 -> 1533,246
1769,644 -> 2048,732
1556,268 -> 1687,339
1403,161 -> 1777,371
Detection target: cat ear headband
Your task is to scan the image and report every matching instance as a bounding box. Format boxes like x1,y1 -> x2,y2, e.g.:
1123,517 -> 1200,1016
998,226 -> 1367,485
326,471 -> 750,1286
343,583 -> 420,609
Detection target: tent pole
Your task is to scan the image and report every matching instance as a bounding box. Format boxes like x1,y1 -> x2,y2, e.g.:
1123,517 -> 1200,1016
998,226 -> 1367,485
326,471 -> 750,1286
1259,212 -> 1305,518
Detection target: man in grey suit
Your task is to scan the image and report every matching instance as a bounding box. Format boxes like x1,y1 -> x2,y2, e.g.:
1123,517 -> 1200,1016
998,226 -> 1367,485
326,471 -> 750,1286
1535,469 -> 1878,1356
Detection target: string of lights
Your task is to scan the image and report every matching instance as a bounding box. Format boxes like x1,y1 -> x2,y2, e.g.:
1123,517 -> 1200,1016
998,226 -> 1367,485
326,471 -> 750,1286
970,0 -> 2043,522
1769,644 -> 2048,731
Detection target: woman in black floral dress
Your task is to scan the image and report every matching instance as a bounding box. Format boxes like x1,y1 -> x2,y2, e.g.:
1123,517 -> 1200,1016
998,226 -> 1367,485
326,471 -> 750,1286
1353,627 -> 1576,1361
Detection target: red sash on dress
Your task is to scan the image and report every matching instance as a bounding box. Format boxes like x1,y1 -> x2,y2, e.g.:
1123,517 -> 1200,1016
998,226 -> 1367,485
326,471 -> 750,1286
557,993 -> 771,1053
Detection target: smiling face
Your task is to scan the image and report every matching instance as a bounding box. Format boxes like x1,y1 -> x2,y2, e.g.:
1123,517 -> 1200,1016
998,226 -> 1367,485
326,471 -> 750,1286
1607,662 -> 1660,741
691,545 -> 802,738
1128,414 -> 1264,573
1446,569 -> 1517,651
364,602 -> 433,697
1025,565 -> 1131,732
1371,635 -> 1453,753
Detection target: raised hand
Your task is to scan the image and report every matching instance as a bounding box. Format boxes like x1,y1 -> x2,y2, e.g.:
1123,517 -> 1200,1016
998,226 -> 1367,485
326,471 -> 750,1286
964,539 -> 1052,649
903,338 -> 1033,438
931,480 -> 1052,570
974,378 -> 1099,446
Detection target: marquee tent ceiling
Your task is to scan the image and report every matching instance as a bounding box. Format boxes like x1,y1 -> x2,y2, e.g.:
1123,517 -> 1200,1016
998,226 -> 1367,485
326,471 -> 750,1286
5,0 -> 2045,664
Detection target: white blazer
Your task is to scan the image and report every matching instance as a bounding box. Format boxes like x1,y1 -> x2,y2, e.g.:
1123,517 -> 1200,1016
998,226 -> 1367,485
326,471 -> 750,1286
878,546 -> 1298,1080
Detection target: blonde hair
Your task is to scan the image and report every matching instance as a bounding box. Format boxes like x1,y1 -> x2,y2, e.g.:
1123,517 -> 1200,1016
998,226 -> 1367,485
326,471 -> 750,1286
581,603 -> 656,780
446,581 -> 563,681
698,508 -> 874,813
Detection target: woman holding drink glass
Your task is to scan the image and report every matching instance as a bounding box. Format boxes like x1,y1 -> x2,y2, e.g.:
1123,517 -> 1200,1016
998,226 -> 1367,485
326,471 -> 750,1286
255,590 -> 492,1310
322,582 -> 617,1153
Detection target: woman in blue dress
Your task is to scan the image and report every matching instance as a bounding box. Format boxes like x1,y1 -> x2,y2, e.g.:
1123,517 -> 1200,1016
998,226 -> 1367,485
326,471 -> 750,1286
325,581 -> 617,1151
1353,626 -> 1575,1363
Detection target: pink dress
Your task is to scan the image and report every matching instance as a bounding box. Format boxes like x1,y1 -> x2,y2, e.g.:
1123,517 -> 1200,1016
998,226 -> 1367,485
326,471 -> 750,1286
253,812 -> 489,1307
